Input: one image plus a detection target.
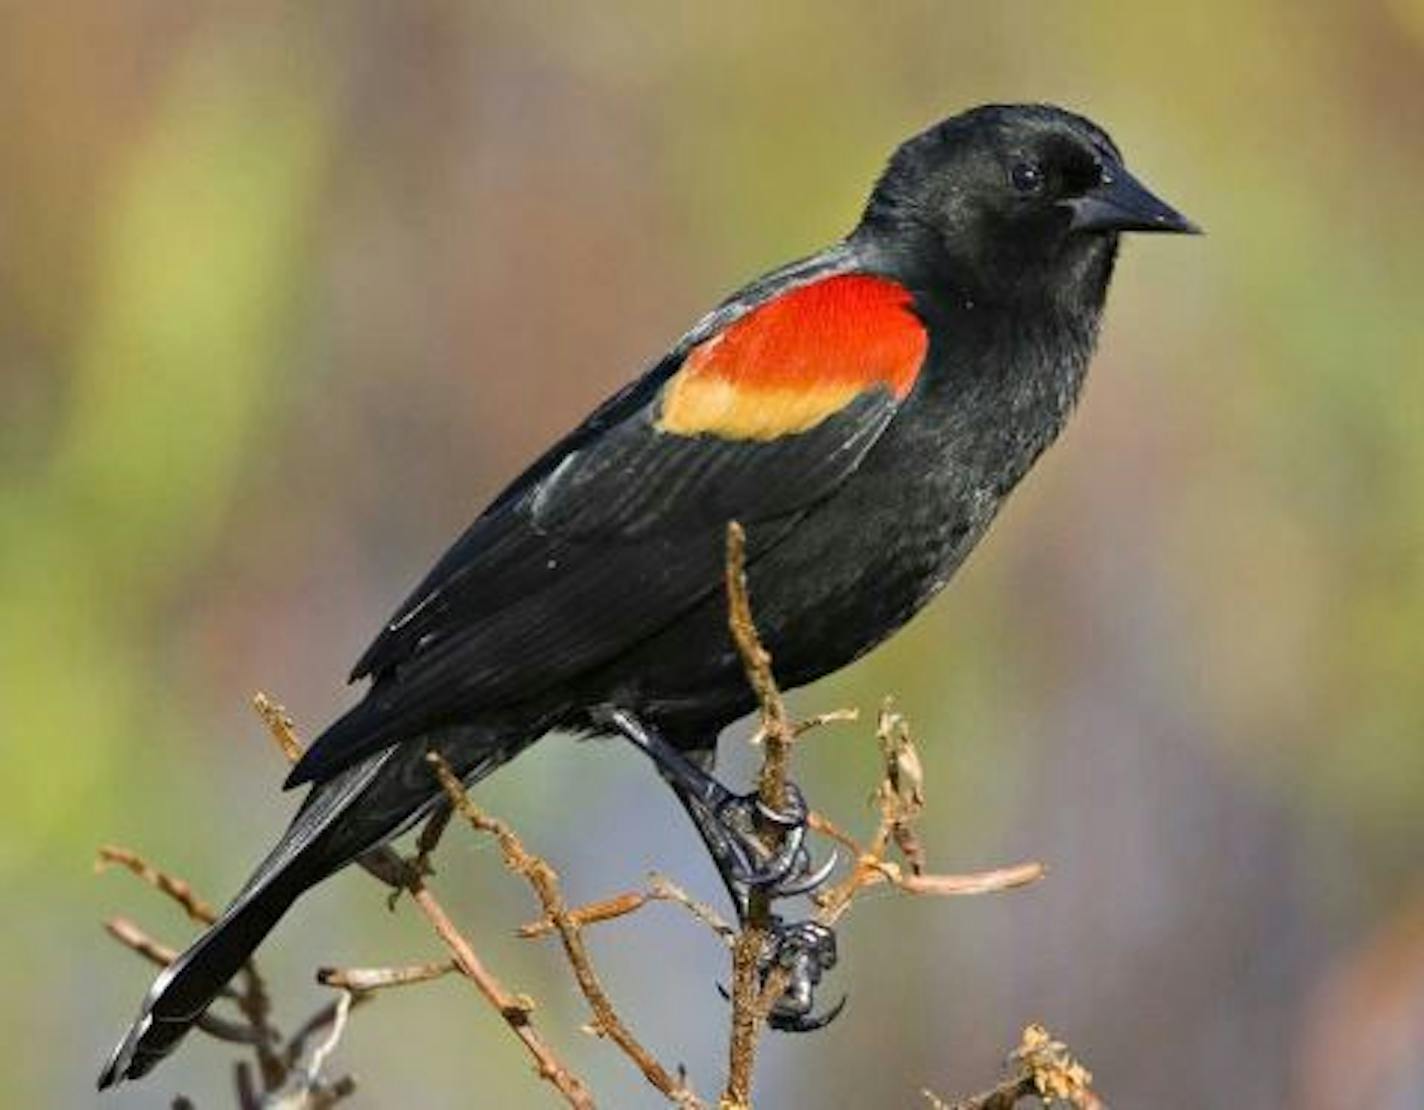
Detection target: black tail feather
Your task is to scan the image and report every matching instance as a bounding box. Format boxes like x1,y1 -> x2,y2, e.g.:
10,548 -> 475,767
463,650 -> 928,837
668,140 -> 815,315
98,743 -> 407,1089
98,865 -> 307,1086
98,724 -> 527,1091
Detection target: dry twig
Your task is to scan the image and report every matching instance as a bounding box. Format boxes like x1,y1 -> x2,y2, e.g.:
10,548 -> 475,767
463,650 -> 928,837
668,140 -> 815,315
252,696 -> 596,1110
427,751 -> 705,1109
96,845 -> 217,924
926,1023 -> 1106,1109
722,521 -> 797,1109
316,960 -> 455,993
99,846 -> 358,1107
519,872 -> 736,945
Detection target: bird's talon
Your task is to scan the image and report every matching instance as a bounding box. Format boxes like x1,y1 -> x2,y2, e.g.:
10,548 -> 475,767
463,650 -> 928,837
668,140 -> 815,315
769,993 -> 848,1033
713,783 -> 824,893
754,782 -> 808,829
767,848 -> 839,898
759,918 -> 842,1033
713,918 -> 845,1034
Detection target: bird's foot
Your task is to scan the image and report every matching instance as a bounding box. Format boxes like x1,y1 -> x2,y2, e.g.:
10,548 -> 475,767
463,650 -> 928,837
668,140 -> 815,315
594,705 -> 837,896
762,918 -> 846,1032
718,918 -> 846,1031
708,782 -> 839,900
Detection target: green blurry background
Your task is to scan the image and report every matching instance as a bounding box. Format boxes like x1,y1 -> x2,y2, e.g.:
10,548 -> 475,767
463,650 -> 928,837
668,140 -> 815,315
3,3 -> 1421,1107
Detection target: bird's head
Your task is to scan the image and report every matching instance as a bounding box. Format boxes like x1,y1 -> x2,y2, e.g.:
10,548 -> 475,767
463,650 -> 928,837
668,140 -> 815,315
857,104 -> 1198,305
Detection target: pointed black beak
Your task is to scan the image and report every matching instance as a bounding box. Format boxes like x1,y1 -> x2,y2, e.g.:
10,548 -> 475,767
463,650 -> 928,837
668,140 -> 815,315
1066,165 -> 1200,235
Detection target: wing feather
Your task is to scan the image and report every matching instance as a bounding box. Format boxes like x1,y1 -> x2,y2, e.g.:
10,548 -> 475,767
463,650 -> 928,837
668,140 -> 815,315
289,260 -> 928,787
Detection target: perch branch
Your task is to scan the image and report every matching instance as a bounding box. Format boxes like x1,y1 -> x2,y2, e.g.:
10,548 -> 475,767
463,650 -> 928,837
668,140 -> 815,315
721,520 -> 801,1109
749,706 -> 1044,1026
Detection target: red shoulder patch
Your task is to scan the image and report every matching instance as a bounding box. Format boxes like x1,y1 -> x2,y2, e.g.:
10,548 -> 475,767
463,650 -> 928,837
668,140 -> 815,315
657,274 -> 927,440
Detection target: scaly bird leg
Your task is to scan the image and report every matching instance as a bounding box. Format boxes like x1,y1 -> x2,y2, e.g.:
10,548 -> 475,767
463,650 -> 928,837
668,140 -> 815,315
597,707 -> 845,1032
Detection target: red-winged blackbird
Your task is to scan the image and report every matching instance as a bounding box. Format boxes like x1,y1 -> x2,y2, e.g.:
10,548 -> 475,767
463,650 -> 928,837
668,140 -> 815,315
100,103 -> 1196,1088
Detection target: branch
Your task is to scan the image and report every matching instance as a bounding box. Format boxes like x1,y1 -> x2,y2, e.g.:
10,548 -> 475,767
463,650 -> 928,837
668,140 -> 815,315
927,1023 -> 1107,1110
519,873 -> 736,946
427,751 -> 705,1109
316,960 -> 456,993
747,707 -> 1044,1028
722,521 -> 796,1109
411,878 -> 596,1106
96,845 -> 217,924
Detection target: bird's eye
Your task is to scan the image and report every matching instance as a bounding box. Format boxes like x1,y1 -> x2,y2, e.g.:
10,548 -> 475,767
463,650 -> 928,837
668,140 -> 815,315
1010,161 -> 1045,195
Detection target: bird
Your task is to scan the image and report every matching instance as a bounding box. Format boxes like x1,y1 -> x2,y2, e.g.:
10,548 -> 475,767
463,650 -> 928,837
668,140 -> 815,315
99,102 -> 1197,1089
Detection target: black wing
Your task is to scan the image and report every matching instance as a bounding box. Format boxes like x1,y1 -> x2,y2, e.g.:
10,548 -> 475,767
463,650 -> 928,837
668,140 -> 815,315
288,246 -> 923,786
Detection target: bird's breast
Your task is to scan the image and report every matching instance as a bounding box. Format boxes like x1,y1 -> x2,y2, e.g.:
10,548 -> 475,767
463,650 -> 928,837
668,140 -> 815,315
755,309 -> 1098,682
590,306 -> 1100,737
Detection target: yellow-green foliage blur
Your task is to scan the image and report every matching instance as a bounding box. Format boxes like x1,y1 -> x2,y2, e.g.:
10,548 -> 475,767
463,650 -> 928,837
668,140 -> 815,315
3,5 -> 1421,1108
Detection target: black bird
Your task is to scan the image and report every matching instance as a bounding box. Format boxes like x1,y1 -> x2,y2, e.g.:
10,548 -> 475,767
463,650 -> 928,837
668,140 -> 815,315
100,103 -> 1197,1088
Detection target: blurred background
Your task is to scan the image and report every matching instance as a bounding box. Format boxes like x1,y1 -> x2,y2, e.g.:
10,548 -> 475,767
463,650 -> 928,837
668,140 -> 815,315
3,3 -> 1422,1107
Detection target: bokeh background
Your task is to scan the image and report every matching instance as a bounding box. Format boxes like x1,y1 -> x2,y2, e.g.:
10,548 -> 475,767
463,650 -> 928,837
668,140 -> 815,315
4,3 -> 1422,1107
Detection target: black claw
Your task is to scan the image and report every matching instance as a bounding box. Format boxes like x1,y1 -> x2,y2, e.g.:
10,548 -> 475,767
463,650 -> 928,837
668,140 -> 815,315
746,822 -> 808,887
715,790 -> 811,891
715,918 -> 847,1034
604,711 -> 831,902
724,837 -> 839,901
769,992 -> 848,1033
769,920 -> 838,972
705,779 -> 839,900
753,918 -> 842,1033
754,782 -> 808,829
767,848 -> 839,898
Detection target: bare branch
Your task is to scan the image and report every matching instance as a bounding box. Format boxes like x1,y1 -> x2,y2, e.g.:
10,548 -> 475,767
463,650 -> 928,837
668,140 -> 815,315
518,873 -> 735,946
645,874 -> 738,944
876,703 -> 927,873
721,521 -> 798,1109
792,707 -> 860,736
281,993 -> 373,1074
930,1024 -> 1106,1110
428,751 -> 704,1109
406,872 -> 594,1107
256,694 -> 594,1108
104,916 -> 184,973
96,846 -> 217,925
716,524 -> 1050,1106
316,960 -> 456,993
517,890 -> 653,939
296,990 -> 353,1104
252,692 -> 305,763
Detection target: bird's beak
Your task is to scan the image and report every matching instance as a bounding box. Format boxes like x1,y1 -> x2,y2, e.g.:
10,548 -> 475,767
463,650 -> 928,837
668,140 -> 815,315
1065,166 -> 1200,235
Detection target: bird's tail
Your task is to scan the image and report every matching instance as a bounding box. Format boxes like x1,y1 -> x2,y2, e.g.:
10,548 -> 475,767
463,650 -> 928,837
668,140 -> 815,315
98,728 -> 520,1089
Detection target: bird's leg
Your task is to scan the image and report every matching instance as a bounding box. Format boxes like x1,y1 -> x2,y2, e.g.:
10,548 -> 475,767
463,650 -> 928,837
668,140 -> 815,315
596,707 -> 834,895
662,771 -> 847,1032
597,707 -> 845,1031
